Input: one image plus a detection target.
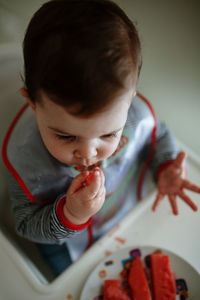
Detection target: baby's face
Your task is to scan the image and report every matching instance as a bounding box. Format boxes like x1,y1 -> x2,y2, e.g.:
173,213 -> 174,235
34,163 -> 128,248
30,88 -> 135,168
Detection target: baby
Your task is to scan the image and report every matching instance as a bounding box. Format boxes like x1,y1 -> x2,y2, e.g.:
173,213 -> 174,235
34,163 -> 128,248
2,0 -> 200,276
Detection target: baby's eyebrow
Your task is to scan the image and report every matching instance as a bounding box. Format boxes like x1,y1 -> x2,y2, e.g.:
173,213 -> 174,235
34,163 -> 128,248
48,126 -> 71,135
101,127 -> 124,135
48,126 -> 124,136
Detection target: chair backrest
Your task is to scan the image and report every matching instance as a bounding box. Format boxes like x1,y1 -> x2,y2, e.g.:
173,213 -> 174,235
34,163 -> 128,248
0,45 -> 55,282
0,44 -> 25,225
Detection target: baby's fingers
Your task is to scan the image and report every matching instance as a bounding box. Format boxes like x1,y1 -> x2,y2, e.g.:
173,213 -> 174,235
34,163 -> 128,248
82,170 -> 102,199
96,168 -> 105,188
169,194 -> 178,215
182,179 -> 200,193
152,192 -> 164,211
178,190 -> 198,211
174,151 -> 186,168
68,171 -> 89,195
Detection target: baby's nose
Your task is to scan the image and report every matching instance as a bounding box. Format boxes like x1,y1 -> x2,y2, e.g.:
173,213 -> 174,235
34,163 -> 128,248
74,143 -> 97,159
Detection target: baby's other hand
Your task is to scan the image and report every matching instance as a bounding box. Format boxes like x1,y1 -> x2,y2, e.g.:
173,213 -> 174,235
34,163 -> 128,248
63,168 -> 106,225
152,152 -> 200,215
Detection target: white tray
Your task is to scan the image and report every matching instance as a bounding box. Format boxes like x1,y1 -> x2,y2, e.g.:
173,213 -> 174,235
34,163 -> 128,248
0,143 -> 200,299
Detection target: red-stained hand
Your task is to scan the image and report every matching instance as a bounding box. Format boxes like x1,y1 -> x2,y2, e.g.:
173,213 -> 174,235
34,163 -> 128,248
83,171 -> 94,187
152,151 -> 200,215
63,168 -> 106,224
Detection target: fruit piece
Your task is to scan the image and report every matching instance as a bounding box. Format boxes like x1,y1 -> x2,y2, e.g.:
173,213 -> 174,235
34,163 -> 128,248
103,280 -> 131,300
81,171 -> 94,188
85,171 -> 94,186
128,256 -> 152,300
150,253 -> 176,300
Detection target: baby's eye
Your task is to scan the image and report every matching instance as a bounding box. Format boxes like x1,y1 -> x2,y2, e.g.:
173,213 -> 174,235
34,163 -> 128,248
102,132 -> 118,139
55,134 -> 76,142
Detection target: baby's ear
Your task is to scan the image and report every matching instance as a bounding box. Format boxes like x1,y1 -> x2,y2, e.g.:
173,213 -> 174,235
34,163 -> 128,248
20,88 -> 36,111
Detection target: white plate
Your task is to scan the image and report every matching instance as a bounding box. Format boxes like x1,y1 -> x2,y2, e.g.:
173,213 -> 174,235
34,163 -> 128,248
80,246 -> 200,300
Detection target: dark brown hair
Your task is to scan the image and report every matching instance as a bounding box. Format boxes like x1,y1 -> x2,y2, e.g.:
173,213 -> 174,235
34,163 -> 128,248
23,0 -> 142,116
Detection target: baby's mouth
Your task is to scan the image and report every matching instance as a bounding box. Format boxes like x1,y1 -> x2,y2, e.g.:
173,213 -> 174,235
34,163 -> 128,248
75,161 -> 102,172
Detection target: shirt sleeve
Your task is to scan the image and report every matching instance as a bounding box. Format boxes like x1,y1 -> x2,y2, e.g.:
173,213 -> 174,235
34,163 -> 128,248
8,173 -> 90,244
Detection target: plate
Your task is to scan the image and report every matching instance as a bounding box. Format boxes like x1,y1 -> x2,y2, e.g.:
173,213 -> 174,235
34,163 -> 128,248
80,246 -> 200,300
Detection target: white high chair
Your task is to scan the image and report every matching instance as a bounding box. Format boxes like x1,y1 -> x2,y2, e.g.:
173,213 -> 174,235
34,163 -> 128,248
1,44 -> 200,300
0,44 -> 55,284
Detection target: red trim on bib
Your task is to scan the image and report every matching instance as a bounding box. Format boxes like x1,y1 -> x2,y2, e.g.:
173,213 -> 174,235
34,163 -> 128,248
86,223 -> 93,249
2,103 -> 49,205
56,196 -> 92,230
136,92 -> 157,200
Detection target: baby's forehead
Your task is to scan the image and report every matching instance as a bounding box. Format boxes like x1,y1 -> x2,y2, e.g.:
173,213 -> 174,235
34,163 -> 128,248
38,85 -> 135,117
37,90 -> 130,137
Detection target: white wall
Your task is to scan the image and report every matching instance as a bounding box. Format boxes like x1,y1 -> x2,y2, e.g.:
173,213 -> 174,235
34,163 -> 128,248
115,0 -> 200,156
0,0 -> 200,155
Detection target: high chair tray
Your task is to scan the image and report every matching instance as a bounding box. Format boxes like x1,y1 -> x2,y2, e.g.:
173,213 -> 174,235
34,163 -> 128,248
0,142 -> 200,300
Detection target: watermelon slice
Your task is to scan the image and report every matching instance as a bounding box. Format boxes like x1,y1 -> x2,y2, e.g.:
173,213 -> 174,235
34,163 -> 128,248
128,257 -> 152,300
150,253 -> 176,300
85,171 -> 94,186
103,280 -> 131,300
80,171 -> 94,188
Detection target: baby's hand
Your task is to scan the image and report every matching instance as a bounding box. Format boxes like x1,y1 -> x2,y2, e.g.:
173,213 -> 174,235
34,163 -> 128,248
63,168 -> 106,225
152,152 -> 200,214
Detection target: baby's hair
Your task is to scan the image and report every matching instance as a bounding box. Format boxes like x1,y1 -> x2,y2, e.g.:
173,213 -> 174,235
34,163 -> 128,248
23,0 -> 142,116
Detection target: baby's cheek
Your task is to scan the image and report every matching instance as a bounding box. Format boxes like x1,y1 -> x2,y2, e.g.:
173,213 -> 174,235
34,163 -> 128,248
101,141 -> 119,159
48,144 -> 72,164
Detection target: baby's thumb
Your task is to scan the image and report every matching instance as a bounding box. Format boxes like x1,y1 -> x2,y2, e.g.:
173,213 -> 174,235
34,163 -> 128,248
175,151 -> 186,167
68,172 -> 89,195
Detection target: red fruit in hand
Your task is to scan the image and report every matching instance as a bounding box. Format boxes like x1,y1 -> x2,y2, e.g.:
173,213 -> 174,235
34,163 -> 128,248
84,171 -> 94,186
